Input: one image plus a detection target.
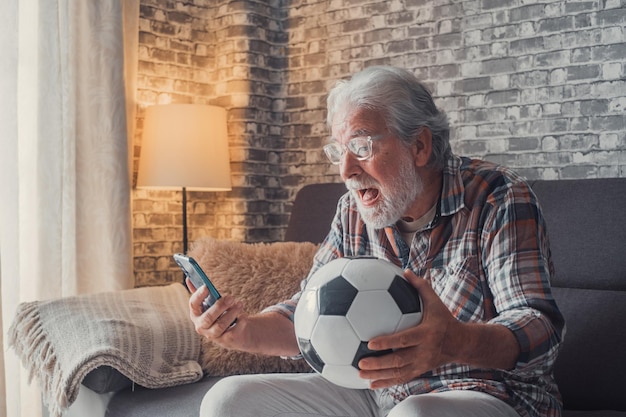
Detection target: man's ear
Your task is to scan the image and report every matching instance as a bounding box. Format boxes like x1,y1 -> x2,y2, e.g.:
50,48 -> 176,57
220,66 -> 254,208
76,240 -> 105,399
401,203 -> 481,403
412,128 -> 433,167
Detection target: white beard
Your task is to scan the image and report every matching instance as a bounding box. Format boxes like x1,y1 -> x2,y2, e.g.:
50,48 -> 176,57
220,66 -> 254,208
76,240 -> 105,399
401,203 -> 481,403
345,155 -> 424,229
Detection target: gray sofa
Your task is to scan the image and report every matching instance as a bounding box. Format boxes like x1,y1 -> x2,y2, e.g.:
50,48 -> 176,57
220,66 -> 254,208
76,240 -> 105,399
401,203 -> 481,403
99,178 -> 626,417
44,178 -> 626,416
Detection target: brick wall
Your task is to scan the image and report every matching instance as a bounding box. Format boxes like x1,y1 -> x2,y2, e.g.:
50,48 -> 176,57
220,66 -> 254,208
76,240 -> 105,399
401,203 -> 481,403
133,0 -> 293,285
133,0 -> 625,286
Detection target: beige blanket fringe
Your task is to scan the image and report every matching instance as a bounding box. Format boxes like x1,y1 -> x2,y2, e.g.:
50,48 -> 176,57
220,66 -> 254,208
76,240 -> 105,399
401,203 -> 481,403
8,283 -> 203,417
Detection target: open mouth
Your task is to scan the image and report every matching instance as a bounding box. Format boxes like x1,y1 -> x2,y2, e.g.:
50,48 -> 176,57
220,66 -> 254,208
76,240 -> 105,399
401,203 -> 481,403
357,188 -> 380,206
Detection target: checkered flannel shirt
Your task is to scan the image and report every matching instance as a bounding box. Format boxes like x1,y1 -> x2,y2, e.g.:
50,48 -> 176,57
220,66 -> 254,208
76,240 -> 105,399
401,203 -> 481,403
267,155 -> 565,417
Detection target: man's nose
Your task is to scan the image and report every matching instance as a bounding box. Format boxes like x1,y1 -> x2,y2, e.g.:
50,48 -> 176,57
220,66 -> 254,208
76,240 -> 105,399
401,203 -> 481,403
339,151 -> 362,181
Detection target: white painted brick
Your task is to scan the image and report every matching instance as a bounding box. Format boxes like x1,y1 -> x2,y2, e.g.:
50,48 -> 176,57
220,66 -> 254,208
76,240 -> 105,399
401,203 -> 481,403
463,0 -> 481,14
447,110 -> 461,125
348,61 -> 362,74
436,49 -> 454,64
465,29 -> 482,45
543,34 -> 562,51
461,62 -> 482,77
436,81 -> 454,97
386,0 -> 404,12
604,0 -> 623,8
550,68 -> 567,84
517,56 -> 534,71
593,80 -> 626,98
599,166 -> 621,177
562,101 -> 581,116
138,45 -> 150,60
602,63 -> 622,80
520,88 -> 535,103
464,13 -> 493,29
507,106 -> 521,120
542,136 -> 559,151
519,21 -> 536,37
478,123 -> 511,137
524,104 -> 543,118
134,0 -> 626,285
468,94 -> 485,107
156,93 -> 173,104
543,103 -> 561,115
492,75 -> 510,89
544,2 -> 564,18
458,125 -> 478,138
232,65 -> 249,78
608,97 -> 626,113
491,42 -> 508,57
372,15 -> 385,28
600,133 -> 620,149
542,168 -> 559,180
601,26 -> 624,44
308,41 -> 321,54
371,43 -> 385,56
488,138 -> 507,153
439,19 -> 453,34
230,93 -> 250,107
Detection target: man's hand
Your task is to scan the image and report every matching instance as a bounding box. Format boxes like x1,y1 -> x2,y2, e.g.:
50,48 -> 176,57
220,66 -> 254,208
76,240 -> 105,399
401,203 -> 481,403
187,278 -> 302,356
357,270 -> 520,389
187,278 -> 247,350
357,270 -> 460,388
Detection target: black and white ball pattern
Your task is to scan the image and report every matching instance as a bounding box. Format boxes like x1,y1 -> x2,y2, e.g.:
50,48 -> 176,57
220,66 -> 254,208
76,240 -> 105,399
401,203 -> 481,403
294,257 -> 422,389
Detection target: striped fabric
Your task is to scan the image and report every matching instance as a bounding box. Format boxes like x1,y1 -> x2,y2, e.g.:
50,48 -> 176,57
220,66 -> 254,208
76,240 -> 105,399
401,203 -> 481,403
269,155 -> 565,417
9,283 -> 203,417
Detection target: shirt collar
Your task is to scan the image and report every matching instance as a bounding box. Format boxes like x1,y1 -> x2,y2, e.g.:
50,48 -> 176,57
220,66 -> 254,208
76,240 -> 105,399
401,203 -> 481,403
439,154 -> 466,217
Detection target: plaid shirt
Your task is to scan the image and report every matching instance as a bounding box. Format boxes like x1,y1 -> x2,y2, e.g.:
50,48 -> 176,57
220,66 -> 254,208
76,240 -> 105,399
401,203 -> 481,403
268,155 -> 565,417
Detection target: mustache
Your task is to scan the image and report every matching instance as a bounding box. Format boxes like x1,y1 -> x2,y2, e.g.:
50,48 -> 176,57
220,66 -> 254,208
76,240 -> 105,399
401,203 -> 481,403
345,176 -> 380,191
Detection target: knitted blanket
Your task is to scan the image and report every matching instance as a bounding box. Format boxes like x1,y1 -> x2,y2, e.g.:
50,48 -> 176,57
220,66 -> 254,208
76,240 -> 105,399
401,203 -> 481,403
8,283 -> 203,417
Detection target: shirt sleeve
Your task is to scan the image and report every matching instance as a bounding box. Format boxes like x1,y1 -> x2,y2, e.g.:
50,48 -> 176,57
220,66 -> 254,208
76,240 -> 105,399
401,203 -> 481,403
480,180 -> 565,375
261,196 -> 347,321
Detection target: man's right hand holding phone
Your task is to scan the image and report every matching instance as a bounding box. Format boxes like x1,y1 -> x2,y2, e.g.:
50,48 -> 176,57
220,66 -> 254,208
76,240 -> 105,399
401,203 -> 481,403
187,278 -> 246,349
187,279 -> 304,358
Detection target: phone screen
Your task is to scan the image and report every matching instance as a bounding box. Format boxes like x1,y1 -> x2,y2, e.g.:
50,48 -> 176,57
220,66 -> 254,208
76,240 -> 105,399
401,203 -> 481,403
173,253 -> 221,312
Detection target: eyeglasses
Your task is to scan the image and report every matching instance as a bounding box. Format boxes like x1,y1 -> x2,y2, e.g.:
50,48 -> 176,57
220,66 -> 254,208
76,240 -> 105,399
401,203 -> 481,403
323,135 -> 382,165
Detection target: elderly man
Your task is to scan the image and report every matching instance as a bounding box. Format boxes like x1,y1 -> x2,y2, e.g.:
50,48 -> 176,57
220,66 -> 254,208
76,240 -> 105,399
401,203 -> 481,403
188,66 -> 565,417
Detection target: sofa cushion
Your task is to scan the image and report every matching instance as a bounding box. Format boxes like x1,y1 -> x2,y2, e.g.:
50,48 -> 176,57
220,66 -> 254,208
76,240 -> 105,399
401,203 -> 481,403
530,178 -> 626,291
563,412 -> 626,417
107,376 -> 223,417
552,287 -> 626,411
188,238 -> 317,376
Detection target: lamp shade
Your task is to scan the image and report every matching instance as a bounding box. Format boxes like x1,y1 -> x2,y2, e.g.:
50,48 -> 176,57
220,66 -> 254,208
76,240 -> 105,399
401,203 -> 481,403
137,104 -> 232,191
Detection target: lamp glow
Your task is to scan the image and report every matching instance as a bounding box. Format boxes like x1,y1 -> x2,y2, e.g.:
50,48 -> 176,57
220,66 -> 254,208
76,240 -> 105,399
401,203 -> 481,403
137,104 -> 231,254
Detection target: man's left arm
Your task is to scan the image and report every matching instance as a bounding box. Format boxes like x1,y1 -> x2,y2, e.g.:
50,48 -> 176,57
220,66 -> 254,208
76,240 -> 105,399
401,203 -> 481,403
359,273 -> 521,388
360,181 -> 565,388
479,182 -> 565,374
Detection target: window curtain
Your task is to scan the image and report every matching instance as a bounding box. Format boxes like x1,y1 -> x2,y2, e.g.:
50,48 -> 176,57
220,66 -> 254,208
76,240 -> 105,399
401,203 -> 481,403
0,0 -> 138,416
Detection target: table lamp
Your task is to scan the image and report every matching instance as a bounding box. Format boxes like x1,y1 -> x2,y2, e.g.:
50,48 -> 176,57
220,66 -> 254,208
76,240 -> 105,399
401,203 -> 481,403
137,103 -> 232,254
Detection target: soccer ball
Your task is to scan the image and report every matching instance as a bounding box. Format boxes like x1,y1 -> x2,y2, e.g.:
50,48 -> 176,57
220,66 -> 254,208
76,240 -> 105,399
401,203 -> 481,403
294,257 -> 422,389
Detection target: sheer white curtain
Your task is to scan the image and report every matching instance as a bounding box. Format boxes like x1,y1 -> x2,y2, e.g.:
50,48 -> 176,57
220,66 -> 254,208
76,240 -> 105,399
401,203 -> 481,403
0,0 -> 138,416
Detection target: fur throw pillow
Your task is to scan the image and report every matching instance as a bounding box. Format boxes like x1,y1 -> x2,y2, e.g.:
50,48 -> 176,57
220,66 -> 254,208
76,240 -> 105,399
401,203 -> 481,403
188,237 -> 318,376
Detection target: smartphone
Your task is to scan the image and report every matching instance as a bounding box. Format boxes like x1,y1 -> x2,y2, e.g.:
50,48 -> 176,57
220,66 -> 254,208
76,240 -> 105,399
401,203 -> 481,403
173,253 -> 221,312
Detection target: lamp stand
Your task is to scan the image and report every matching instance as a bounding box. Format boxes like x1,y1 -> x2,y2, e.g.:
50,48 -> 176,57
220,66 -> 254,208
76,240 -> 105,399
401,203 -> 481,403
182,186 -> 188,254
181,187 -> 189,285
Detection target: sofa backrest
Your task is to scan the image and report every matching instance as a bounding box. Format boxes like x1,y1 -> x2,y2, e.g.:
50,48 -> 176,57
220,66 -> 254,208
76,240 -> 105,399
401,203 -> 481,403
529,178 -> 626,411
286,178 -> 626,411
285,182 -> 347,243
528,178 -> 626,291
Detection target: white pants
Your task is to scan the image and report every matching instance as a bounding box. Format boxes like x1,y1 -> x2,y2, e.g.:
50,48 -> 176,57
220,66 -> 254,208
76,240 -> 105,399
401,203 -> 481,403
199,373 -> 520,417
